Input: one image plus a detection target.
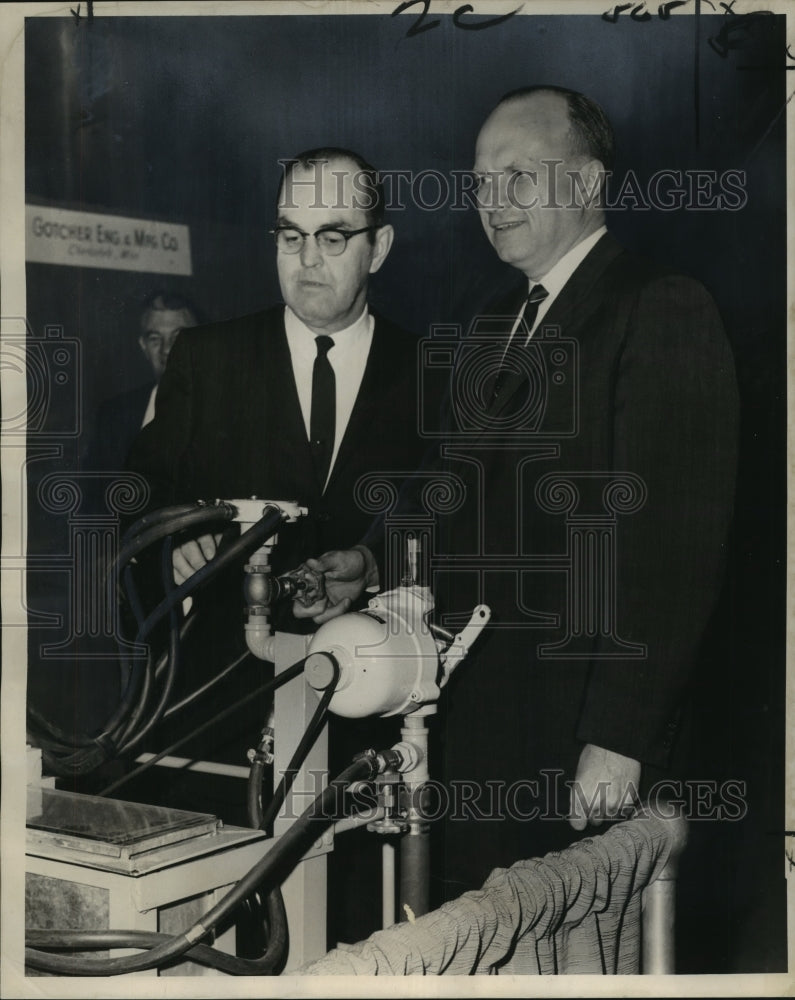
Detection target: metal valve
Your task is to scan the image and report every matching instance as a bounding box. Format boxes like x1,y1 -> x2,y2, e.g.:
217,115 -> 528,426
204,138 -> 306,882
281,563 -> 326,609
367,770 -> 408,835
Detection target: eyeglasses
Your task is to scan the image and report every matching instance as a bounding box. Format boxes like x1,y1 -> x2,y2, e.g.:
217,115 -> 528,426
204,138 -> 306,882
270,225 -> 378,256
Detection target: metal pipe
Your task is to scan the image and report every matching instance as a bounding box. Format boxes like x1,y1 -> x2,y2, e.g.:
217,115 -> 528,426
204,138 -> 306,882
133,752 -> 251,779
333,807 -> 385,835
398,712 -> 432,920
641,877 -> 676,973
382,841 -> 396,929
640,810 -> 687,974
399,823 -> 430,919
245,625 -> 276,663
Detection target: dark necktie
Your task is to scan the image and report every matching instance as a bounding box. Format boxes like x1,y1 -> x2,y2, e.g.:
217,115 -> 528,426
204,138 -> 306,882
491,283 -> 549,404
310,334 -> 335,489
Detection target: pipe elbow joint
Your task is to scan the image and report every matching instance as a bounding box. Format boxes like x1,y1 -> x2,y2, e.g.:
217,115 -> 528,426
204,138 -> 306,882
244,620 -> 276,662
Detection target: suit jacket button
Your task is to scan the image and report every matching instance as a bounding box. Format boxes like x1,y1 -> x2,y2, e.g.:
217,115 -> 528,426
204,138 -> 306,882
316,512 -> 330,523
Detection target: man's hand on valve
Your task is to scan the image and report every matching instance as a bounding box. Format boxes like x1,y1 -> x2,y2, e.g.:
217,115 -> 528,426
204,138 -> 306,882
569,743 -> 642,830
292,545 -> 379,624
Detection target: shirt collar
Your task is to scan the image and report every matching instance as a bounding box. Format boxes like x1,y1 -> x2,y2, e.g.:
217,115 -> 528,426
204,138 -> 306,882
284,304 -> 371,358
530,225 -> 607,300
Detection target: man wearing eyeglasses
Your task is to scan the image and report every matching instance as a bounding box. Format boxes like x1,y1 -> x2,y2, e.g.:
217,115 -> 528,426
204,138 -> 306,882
125,148 -> 422,944
129,147 -> 420,595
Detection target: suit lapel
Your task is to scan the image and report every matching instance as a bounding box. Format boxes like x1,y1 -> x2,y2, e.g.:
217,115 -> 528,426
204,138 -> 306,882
538,232 -> 625,333
488,233 -> 625,425
259,309 -> 319,501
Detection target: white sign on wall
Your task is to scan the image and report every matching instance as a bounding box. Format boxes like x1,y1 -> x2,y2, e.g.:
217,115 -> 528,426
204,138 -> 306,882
25,206 -> 192,276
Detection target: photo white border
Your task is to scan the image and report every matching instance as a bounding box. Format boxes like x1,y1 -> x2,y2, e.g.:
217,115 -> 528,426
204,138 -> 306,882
1,2 -> 792,997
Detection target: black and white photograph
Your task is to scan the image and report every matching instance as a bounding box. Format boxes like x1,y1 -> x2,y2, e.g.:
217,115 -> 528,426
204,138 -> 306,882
1,1 -> 791,995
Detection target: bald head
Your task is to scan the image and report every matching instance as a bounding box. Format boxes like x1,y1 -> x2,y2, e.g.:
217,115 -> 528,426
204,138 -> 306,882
486,89 -> 580,161
474,88 -> 611,279
497,86 -> 615,172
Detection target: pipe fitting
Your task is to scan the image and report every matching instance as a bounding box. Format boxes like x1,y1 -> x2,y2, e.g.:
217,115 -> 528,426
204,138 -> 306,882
244,622 -> 276,662
389,740 -> 422,774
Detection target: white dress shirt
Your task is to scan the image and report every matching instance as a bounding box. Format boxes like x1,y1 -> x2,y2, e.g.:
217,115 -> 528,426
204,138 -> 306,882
509,225 -> 608,347
141,384 -> 158,428
284,304 -> 373,489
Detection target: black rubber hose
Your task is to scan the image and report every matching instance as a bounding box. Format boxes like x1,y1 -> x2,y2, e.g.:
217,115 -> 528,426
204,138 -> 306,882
246,742 -> 266,830
26,757 -> 375,976
201,758 -> 374,933
102,504 -> 234,737
121,503 -> 206,545
26,884 -> 288,976
29,505 -> 280,774
134,505 -> 286,645
26,704 -> 96,750
105,511 -> 218,740
28,503 -> 232,758
110,503 -> 236,583
122,561 -> 147,634
115,634 -> 180,755
257,659 -> 339,834
246,706 -> 276,829
27,616 -> 195,761
40,743 -> 107,777
104,506 -> 277,749
33,647 -> 154,774
97,657 -> 306,797
247,755 -> 268,830
163,643 -> 250,719
92,500 -> 285,783
157,611 -> 198,680
114,538 -> 182,754
113,649 -> 155,751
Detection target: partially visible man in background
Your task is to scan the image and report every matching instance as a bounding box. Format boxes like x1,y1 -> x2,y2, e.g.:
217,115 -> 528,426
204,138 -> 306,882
86,291 -> 200,473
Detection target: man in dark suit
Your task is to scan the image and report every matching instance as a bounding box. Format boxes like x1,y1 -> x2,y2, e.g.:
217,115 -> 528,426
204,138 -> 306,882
126,148 -> 424,942
294,88 -> 740,899
86,292 -> 199,474
129,150 -> 421,589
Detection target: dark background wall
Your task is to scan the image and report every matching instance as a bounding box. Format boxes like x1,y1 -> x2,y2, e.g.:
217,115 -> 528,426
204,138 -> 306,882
23,10 -> 787,974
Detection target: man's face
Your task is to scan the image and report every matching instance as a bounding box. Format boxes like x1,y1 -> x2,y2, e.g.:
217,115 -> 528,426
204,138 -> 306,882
139,308 -> 194,380
474,92 -> 599,280
276,159 -> 393,334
